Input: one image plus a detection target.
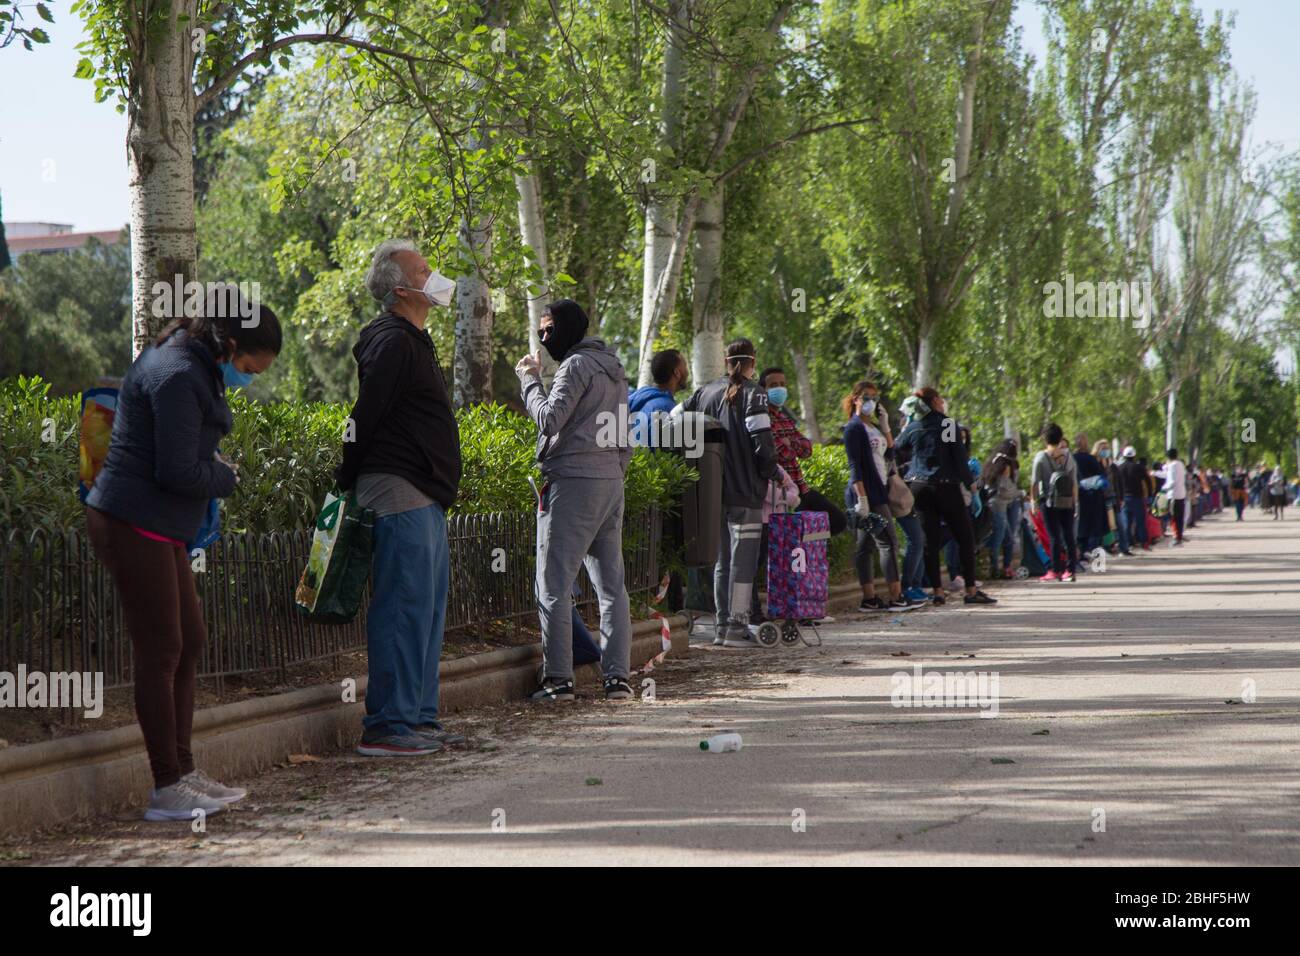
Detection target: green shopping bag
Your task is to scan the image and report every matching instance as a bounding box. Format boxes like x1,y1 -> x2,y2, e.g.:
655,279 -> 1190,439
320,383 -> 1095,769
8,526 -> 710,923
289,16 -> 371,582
295,489 -> 375,624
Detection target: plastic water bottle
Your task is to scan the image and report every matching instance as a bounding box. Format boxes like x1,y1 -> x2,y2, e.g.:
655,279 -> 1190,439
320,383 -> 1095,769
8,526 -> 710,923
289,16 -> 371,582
700,732 -> 742,753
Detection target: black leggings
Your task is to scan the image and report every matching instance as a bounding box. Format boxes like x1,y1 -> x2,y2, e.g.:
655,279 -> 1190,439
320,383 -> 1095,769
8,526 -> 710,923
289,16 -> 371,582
911,481 -> 976,590
1043,506 -> 1078,574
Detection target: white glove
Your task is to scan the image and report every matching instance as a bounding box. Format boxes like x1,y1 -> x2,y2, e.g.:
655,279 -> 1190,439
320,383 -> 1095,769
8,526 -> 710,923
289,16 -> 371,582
854,496 -> 872,519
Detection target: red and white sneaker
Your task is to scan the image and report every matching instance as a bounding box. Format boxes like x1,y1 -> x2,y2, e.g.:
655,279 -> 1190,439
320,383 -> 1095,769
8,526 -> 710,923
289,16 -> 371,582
1061,571 -> 1076,583
1040,571 -> 1059,582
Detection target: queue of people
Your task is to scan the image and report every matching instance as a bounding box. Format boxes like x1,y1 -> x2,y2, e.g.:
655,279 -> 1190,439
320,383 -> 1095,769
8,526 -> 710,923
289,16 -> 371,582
833,390 -> 1254,593
80,235 -> 1272,818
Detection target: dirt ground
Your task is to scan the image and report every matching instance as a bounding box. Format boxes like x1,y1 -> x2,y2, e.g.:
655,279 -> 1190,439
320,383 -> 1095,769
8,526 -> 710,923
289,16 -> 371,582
6,508 -> 1297,866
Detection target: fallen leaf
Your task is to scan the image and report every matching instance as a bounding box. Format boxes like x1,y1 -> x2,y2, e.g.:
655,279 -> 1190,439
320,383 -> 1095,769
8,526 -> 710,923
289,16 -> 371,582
991,757 -> 1016,765
1032,729 -> 1050,736
585,777 -> 603,786
890,651 -> 911,657
288,753 -> 320,765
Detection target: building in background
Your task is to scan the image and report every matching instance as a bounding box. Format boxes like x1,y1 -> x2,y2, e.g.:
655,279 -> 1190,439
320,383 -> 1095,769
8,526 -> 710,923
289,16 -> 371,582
3,222 -> 125,258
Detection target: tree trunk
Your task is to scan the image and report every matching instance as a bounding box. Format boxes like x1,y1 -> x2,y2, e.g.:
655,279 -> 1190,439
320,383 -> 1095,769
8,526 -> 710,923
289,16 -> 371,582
913,326 -> 936,389
689,183 -> 725,387
1165,386 -> 1177,450
514,164 -> 557,382
637,0 -> 688,386
127,0 -> 198,357
790,346 -> 822,443
453,214 -> 495,407
452,0 -> 502,407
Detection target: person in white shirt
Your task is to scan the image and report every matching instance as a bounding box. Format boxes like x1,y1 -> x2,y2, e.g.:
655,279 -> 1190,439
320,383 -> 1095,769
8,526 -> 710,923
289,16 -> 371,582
1155,448 -> 1187,544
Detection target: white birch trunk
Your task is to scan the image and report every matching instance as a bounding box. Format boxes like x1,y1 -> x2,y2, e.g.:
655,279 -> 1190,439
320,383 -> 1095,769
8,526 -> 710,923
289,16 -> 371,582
454,211 -> 495,407
689,183 -> 725,387
1165,386 -> 1177,450
790,346 -> 822,443
127,0 -> 198,357
514,165 -> 557,384
637,0 -> 688,386
913,328 -> 935,390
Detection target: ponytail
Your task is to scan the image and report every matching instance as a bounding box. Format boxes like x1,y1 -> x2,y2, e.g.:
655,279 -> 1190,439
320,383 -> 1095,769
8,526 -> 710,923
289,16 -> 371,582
723,338 -> 756,405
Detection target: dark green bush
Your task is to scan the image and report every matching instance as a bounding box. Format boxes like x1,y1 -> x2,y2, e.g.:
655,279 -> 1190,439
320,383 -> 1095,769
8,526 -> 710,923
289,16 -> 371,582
0,377 -> 694,534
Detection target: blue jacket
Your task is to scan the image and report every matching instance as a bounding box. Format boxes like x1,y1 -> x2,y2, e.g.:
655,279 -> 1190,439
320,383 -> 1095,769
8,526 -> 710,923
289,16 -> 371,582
628,385 -> 676,447
894,411 -> 972,485
843,417 -> 890,508
86,329 -> 237,541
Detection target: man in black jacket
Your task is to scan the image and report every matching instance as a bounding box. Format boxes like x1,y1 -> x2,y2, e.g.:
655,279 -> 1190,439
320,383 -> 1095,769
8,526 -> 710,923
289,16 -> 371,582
336,239 -> 465,756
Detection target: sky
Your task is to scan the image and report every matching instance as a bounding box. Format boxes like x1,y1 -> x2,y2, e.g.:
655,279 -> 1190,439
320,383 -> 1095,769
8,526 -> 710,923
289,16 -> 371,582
1,1 -> 1298,232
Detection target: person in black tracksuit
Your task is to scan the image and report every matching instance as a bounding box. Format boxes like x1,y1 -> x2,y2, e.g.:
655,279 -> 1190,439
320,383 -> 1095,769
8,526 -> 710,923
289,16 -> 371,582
894,387 -> 996,606
683,338 -> 778,647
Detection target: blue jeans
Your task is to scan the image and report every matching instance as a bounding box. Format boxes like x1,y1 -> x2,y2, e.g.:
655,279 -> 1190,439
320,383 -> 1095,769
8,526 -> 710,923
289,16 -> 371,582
1003,499 -> 1022,568
896,512 -> 925,590
987,505 -> 1009,571
1111,499 -> 1130,552
363,502 -> 448,737
1122,495 -> 1147,547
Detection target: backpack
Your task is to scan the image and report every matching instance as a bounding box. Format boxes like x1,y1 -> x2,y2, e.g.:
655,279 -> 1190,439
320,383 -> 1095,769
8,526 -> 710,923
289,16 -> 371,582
1040,452 -> 1074,507
79,378 -> 221,553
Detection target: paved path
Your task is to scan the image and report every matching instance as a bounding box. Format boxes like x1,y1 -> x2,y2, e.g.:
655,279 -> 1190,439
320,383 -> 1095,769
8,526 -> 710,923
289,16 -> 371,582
18,509 -> 1300,865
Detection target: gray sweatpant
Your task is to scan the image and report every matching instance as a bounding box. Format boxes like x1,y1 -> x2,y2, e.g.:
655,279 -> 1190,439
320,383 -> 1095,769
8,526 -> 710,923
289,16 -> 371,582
536,476 -> 631,681
715,505 -> 764,639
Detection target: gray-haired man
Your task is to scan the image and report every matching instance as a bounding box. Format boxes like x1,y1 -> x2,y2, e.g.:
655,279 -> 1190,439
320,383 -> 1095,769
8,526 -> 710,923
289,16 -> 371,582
335,239 -> 465,755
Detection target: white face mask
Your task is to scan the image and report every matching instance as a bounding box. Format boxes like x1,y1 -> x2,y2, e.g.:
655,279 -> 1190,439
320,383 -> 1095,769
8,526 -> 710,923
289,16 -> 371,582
398,270 -> 455,307
422,270 -> 456,306
859,398 -> 876,417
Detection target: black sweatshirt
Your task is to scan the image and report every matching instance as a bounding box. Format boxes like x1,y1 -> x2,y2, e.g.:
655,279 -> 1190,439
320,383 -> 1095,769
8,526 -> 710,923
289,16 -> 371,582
334,313 -> 462,510
683,375 -> 777,509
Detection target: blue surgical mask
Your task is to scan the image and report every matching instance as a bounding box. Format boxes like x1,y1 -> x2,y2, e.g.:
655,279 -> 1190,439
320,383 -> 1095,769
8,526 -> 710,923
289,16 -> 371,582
221,362 -> 256,389
767,386 -> 788,406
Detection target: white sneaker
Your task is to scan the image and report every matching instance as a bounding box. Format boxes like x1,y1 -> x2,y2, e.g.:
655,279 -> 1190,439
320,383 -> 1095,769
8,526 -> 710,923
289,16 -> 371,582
183,768 -> 247,805
144,779 -> 226,822
722,634 -> 761,649
945,576 -> 965,592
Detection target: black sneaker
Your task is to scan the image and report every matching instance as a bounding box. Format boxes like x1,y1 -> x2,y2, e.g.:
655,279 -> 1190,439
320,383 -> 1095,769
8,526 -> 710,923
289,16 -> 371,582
357,729 -> 443,757
887,597 -> 917,612
603,676 -> 633,701
529,678 -> 575,702
964,590 -> 997,605
414,722 -> 467,747
858,597 -> 888,612
930,593 -> 946,606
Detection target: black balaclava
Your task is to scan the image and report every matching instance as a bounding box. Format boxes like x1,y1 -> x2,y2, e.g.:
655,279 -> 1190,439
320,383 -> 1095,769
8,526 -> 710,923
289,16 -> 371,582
541,298 -> 589,362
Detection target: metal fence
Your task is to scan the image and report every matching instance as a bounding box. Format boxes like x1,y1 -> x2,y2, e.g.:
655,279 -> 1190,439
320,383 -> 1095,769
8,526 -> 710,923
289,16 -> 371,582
1,507 -> 660,691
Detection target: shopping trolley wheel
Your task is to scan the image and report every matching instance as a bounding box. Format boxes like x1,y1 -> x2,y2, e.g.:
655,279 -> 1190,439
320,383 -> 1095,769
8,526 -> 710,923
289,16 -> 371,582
1015,566 -> 1029,579
780,620 -> 801,645
755,621 -> 782,647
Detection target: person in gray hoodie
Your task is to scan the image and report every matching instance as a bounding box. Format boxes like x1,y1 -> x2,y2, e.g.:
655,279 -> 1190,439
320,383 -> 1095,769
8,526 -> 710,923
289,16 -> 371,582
516,299 -> 635,702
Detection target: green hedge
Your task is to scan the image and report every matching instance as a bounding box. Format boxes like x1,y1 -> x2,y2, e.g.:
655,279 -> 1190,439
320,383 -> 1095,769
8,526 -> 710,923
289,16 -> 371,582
0,376 -> 695,535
